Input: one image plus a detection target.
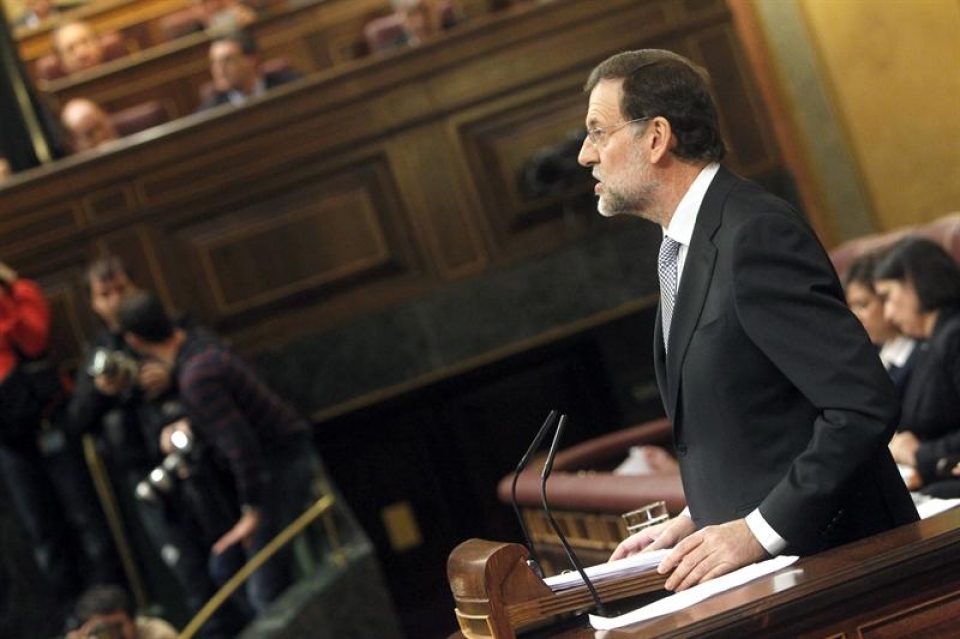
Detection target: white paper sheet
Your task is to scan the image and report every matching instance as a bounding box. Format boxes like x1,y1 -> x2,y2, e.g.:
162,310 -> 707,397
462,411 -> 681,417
543,549 -> 671,591
916,497 -> 960,519
588,555 -> 799,630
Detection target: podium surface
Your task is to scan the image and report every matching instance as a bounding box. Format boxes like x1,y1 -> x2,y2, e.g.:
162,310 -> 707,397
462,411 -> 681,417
448,507 -> 960,638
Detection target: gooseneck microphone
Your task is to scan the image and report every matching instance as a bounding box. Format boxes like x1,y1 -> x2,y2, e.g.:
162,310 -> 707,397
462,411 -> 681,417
541,414 -> 608,616
510,409 -> 559,578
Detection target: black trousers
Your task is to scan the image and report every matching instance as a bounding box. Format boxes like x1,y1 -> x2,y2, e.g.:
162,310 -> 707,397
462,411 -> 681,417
0,433 -> 121,602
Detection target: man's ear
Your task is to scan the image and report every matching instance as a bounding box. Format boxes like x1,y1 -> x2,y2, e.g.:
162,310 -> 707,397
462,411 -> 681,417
647,116 -> 676,165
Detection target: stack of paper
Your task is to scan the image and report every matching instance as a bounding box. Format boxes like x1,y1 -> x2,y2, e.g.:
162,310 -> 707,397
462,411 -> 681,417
588,555 -> 800,629
543,549 -> 671,592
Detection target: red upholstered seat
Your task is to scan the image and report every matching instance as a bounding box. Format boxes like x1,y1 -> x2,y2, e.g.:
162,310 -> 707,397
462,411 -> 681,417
110,100 -> 170,137
363,13 -> 406,54
829,213 -> 960,275
498,418 -> 685,517
156,7 -> 205,41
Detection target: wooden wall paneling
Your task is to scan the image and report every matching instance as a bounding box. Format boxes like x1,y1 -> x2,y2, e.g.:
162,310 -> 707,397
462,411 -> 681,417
386,124 -> 490,281
452,74 -> 595,261
149,151 -> 432,344
856,590 -> 960,638
80,182 -> 138,224
2,0 -> 794,361
185,164 -> 402,316
40,33 -> 212,117
34,261 -> 97,372
690,23 -> 781,177
0,200 -> 84,259
416,1 -> 670,113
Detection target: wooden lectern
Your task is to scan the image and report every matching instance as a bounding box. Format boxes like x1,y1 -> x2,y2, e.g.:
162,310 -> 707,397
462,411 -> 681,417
448,508 -> 960,638
446,539 -> 666,638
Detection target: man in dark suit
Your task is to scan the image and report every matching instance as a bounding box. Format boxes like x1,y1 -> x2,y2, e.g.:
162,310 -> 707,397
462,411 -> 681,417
196,29 -> 300,112
579,50 -> 918,591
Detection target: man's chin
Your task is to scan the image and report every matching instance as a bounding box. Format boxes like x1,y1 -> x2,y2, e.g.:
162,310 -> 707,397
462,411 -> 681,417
597,198 -> 631,218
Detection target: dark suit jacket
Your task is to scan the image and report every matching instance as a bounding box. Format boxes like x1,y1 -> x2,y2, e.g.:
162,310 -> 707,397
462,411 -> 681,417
197,68 -> 302,112
655,166 -> 917,555
900,307 -> 960,482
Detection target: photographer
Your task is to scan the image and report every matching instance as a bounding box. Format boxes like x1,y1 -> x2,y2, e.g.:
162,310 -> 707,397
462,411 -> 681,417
118,291 -> 352,614
68,256 -> 249,638
66,584 -> 176,639
0,260 -> 122,619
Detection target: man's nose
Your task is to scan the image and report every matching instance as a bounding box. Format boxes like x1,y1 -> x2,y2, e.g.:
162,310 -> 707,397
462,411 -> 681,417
577,137 -> 597,167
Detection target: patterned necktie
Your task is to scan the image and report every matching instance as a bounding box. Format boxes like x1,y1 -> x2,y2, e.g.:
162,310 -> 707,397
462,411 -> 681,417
658,235 -> 681,350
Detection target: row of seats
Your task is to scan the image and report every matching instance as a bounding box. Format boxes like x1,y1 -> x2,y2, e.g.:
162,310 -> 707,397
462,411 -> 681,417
31,0 -> 465,82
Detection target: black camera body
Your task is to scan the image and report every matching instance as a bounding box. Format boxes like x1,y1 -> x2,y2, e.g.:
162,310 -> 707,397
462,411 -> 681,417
87,347 -> 140,386
135,406 -> 239,544
135,426 -> 198,505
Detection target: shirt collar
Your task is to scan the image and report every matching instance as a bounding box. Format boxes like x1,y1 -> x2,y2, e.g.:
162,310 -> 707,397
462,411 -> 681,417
664,162 -> 720,246
227,77 -> 267,106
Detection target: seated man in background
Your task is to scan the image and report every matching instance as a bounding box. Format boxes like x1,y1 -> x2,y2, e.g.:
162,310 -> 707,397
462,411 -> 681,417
66,584 -> 177,639
52,20 -> 105,75
197,28 -> 300,111
60,99 -> 119,153
119,291 -> 363,614
195,0 -> 256,34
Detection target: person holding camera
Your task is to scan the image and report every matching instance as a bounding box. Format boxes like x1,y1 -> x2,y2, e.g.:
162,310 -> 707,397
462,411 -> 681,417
118,290 -> 349,614
66,584 -> 177,639
68,256 -> 249,638
0,260 -> 122,620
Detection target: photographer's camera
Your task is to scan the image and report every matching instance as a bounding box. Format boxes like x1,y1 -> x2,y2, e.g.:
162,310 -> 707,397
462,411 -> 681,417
87,348 -> 140,386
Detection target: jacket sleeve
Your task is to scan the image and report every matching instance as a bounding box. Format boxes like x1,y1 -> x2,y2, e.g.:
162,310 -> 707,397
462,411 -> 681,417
66,345 -> 113,436
0,279 -> 50,357
914,327 -> 960,481
732,213 -> 899,546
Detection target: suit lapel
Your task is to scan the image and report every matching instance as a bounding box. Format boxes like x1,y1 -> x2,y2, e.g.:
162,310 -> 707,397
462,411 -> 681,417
654,303 -> 670,418
663,167 -> 736,420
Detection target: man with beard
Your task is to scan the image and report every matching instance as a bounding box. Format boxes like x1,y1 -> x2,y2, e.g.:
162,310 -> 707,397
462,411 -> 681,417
577,50 -> 917,590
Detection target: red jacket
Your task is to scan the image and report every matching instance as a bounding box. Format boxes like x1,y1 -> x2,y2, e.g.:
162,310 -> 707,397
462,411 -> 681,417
0,279 -> 51,382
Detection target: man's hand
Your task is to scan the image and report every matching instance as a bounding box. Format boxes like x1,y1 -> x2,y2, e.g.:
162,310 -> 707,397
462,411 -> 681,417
890,431 -> 920,466
93,373 -> 128,396
657,518 -> 766,591
213,507 -> 261,555
903,466 -> 923,490
137,360 -> 172,401
160,419 -> 192,455
610,514 -> 695,561
0,261 -> 18,287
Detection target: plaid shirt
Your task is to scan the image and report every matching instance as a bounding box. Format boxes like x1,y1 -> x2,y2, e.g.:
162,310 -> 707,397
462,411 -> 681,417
175,329 -> 308,507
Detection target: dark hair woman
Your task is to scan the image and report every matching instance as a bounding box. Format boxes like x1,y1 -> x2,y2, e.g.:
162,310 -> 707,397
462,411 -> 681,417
874,236 -> 960,496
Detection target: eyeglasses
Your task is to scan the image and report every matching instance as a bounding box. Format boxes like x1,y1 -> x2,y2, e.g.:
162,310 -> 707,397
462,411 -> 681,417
585,116 -> 652,148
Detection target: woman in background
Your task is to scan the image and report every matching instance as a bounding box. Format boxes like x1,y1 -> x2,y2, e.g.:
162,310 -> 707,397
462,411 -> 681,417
843,250 -> 917,400
874,237 -> 960,497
